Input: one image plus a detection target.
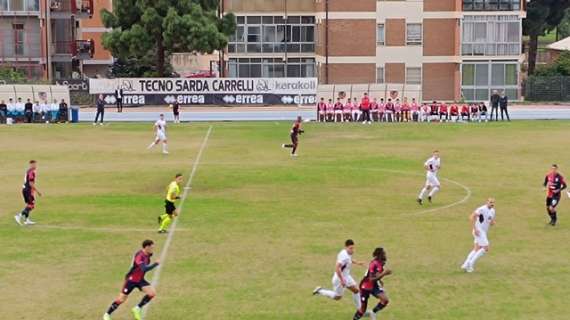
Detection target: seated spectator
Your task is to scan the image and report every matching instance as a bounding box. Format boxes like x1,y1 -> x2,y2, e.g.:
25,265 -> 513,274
394,99 -> 402,122
317,97 -> 326,122
429,101 -> 439,122
377,98 -> 385,122
439,102 -> 449,122
370,98 -> 379,122
40,100 -> 49,123
449,103 -> 459,122
352,97 -> 361,122
420,103 -> 430,122
326,98 -> 334,122
59,99 -> 69,123
50,99 -> 59,122
385,98 -> 394,122
33,101 -> 42,122
479,102 -> 488,122
460,104 -> 470,121
343,98 -> 353,122
16,98 -> 25,118
334,98 -> 343,122
401,99 -> 410,122
7,98 -> 15,117
411,98 -> 419,122
24,98 -> 33,123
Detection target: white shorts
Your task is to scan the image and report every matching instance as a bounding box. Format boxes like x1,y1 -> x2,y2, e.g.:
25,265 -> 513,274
332,273 -> 357,297
425,173 -> 440,188
473,230 -> 489,246
156,131 -> 167,141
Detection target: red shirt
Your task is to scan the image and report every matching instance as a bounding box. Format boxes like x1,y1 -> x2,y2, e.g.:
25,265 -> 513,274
461,105 -> 469,114
439,104 -> 448,113
334,102 -> 343,111
450,105 -> 459,115
23,168 -> 36,191
402,103 -> 410,111
360,96 -> 371,110
544,173 -> 567,198
126,250 -> 153,282
360,259 -> 384,291
317,102 -> 326,111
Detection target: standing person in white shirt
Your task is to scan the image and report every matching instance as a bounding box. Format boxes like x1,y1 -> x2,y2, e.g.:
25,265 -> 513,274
461,198 -> 496,273
15,97 -> 25,117
50,99 -> 59,123
147,114 -> 169,154
417,150 -> 441,205
39,100 -> 49,123
313,239 -> 365,310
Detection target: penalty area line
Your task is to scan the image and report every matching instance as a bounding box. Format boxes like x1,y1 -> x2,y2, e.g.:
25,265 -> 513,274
142,125 -> 213,320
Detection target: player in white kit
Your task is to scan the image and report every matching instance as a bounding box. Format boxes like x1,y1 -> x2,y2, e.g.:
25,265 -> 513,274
313,239 -> 364,310
147,114 -> 169,154
417,150 -> 441,205
461,198 -> 496,273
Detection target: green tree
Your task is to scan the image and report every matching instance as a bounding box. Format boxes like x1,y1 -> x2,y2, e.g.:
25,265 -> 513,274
535,51 -> 570,76
558,8 -> 570,39
0,67 -> 27,83
101,0 -> 235,77
523,0 -> 570,75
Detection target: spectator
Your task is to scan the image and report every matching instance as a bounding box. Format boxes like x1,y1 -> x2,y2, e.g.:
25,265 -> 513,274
334,98 -> 343,122
16,97 -> 25,118
24,98 -> 33,123
401,99 -> 410,122
411,98 -> 419,122
385,98 -> 394,122
470,103 -> 480,122
377,98 -> 385,122
370,98 -> 379,122
50,99 -> 59,123
326,98 -> 334,122
39,100 -> 49,123
450,103 -> 459,122
394,99 -> 402,122
420,103 -> 430,122
499,91 -> 510,121
7,98 -> 15,118
429,101 -> 439,122
0,99 -> 7,124
352,97 -> 360,122
490,90 -> 500,121
343,98 -> 352,122
461,103 -> 470,122
317,97 -> 326,122
59,99 -> 69,123
439,102 -> 449,122
479,102 -> 488,122
32,100 -> 42,122
94,94 -> 105,125
172,102 -> 180,123
360,93 -> 371,124
115,87 -> 124,112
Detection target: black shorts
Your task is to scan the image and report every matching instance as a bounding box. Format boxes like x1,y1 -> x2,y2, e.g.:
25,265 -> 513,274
359,287 -> 385,312
290,133 -> 298,144
546,194 -> 561,208
165,200 -> 176,214
22,188 -> 35,208
122,279 -> 150,295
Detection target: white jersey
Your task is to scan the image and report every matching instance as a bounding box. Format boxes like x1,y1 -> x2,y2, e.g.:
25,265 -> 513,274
425,156 -> 441,175
155,119 -> 167,134
474,205 -> 495,233
335,249 -> 353,278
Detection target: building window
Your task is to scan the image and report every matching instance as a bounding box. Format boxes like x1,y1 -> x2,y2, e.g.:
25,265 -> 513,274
406,24 -> 422,45
228,15 -> 315,54
463,0 -> 520,11
228,58 -> 316,78
376,24 -> 385,45
406,67 -> 422,84
462,15 -> 521,56
0,0 -> 8,10
13,24 -> 24,55
376,67 -> 384,84
461,62 -> 518,101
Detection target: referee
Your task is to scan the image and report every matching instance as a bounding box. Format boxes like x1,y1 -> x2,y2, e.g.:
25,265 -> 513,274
158,173 -> 183,233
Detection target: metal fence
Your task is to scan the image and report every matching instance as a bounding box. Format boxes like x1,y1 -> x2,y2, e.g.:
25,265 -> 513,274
525,76 -> 570,101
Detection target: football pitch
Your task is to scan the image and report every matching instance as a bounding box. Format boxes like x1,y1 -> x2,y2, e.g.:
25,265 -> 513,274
1,121 -> 570,320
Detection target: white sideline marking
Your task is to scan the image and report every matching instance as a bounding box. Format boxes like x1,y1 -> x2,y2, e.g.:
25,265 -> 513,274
142,125 -> 213,320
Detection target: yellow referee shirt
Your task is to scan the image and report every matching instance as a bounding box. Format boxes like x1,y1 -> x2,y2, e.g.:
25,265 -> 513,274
166,181 -> 180,202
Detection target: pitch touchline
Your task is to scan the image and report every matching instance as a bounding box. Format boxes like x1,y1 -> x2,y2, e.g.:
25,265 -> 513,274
142,125 -> 213,320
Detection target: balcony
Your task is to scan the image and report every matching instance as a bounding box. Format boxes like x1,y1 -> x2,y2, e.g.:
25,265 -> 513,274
463,0 -> 521,11
51,40 -> 94,62
49,0 -> 93,18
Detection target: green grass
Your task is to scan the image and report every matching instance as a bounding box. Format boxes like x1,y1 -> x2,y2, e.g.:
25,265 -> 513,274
1,121 -> 570,320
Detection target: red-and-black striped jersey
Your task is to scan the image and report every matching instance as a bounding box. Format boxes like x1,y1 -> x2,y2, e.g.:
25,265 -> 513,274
23,168 -> 36,190
360,259 -> 385,291
544,173 -> 567,198
291,121 -> 301,135
125,250 -> 154,282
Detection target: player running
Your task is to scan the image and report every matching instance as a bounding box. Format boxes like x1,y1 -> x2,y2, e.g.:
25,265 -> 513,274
353,247 -> 392,320
461,198 -> 496,273
313,239 -> 365,310
147,114 -> 169,154
417,150 -> 441,205
103,240 -> 160,320
15,160 -> 42,226
282,116 -> 304,157
158,173 -> 183,233
543,164 -> 567,226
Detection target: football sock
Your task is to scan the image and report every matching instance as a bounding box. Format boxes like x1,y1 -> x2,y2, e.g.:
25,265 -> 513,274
428,186 -> 440,197
159,213 -> 168,225
418,187 -> 428,199
353,311 -> 364,320
292,145 -> 297,154
469,248 -> 486,267
284,144 -> 293,148
138,295 -> 154,308
159,215 -> 172,231
463,250 -> 477,267
317,289 -> 337,299
352,292 -> 362,309
21,207 -> 30,219
162,143 -> 168,153
373,302 -> 387,313
107,300 -> 122,315
551,211 -> 557,224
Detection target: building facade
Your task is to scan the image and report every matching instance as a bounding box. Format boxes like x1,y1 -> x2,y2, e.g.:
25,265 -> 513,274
0,0 -> 99,80
78,0 -> 113,77
223,0 -> 526,101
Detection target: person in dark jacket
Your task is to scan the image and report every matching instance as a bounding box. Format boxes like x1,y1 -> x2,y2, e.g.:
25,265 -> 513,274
115,88 -> 124,112
499,91 -> 510,121
59,99 -> 69,123
24,98 -> 33,123
0,99 -> 7,124
490,90 -> 500,121
94,94 -> 105,125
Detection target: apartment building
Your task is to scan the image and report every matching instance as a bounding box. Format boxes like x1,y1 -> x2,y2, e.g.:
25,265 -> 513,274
223,0 -> 526,101
0,0 -> 96,80
78,0 -> 112,77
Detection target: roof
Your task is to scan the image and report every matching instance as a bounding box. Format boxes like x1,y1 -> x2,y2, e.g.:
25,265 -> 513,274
547,36 -> 570,51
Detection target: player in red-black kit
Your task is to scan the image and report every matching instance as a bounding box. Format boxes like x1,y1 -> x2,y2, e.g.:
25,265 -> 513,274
282,116 -> 304,157
14,160 -> 42,226
353,247 -> 391,320
103,240 -> 160,320
543,164 -> 567,226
